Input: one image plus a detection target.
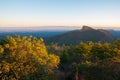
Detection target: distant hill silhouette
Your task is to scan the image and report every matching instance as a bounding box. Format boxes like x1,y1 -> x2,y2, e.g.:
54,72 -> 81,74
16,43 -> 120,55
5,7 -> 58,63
44,26 -> 114,45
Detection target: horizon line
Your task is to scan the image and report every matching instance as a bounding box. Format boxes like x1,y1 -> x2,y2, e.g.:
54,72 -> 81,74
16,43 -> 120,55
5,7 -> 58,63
0,25 -> 120,29
0,26 -> 120,30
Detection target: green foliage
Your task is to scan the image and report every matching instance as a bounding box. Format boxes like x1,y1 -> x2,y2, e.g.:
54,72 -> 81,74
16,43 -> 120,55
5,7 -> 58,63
60,50 -> 69,63
58,41 -> 120,80
113,39 -> 120,49
85,58 -> 120,80
1,35 -> 120,80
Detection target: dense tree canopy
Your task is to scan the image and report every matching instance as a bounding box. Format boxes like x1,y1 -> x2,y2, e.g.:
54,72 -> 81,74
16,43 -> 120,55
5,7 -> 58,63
52,41 -> 120,80
0,36 -> 60,80
1,35 -> 120,80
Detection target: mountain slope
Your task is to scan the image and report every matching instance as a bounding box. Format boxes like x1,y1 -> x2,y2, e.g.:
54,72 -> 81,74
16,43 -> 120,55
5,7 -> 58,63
108,30 -> 120,39
44,26 -> 114,45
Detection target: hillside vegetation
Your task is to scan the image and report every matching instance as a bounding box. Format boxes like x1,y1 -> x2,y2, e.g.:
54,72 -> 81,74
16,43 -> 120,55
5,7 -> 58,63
0,36 -> 59,80
47,40 -> 120,80
45,26 -> 114,45
0,35 -> 120,80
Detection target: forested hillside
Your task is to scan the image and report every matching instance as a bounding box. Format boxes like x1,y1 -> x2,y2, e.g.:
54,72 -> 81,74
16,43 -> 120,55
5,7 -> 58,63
47,40 -> 120,80
45,26 -> 114,45
0,35 -> 120,80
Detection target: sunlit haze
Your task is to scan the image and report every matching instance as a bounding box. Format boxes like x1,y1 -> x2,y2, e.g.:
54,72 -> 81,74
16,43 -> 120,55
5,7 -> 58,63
0,0 -> 120,28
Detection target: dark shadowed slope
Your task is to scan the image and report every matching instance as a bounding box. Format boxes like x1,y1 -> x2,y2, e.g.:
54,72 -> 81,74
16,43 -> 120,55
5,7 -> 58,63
44,26 -> 114,45
108,30 -> 120,39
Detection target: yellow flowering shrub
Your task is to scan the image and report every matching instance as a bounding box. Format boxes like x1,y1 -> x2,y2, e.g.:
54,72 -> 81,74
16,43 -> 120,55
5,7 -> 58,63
0,35 -> 60,80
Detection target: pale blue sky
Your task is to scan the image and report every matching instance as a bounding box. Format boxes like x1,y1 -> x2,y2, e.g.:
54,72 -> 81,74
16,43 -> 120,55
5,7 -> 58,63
0,0 -> 120,28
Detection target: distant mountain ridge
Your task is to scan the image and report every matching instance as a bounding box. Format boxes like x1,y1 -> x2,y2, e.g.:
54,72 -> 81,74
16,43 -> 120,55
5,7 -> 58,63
1,26 -> 120,45
44,26 -> 114,45
0,31 -> 67,39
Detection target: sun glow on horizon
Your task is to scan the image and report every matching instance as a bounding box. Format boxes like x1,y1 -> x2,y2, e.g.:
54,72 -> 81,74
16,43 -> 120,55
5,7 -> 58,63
0,0 -> 120,28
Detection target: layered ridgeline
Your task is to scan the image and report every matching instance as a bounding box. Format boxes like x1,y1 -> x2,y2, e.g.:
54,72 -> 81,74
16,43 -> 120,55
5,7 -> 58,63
45,26 -> 114,45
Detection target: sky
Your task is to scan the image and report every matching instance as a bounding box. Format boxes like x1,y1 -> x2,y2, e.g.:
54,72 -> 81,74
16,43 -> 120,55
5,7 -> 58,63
0,0 -> 120,28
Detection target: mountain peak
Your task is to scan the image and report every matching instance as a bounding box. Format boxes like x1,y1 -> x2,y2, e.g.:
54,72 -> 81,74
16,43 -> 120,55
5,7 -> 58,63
82,25 -> 93,31
45,26 -> 113,45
